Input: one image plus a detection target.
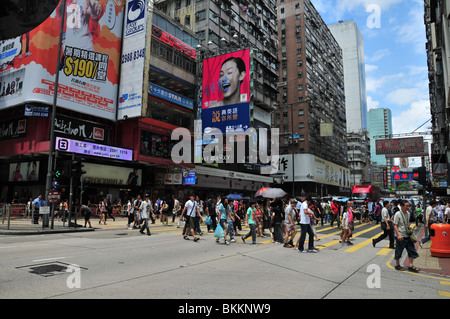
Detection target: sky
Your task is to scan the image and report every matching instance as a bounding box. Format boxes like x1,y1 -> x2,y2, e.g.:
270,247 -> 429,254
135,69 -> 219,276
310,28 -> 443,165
312,0 -> 430,137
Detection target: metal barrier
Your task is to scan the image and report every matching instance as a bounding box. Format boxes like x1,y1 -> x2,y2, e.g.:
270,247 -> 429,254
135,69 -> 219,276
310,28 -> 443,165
86,204 -> 126,217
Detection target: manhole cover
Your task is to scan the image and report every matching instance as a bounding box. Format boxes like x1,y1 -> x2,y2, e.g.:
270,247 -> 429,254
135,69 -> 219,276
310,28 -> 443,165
17,261 -> 87,277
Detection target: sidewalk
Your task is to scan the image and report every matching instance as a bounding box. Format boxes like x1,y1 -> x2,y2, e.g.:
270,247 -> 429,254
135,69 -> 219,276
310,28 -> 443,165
0,216 -> 183,235
407,225 -> 450,278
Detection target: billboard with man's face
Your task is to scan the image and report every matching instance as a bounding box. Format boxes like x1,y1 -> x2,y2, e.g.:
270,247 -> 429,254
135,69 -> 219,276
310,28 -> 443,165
201,49 -> 250,134
0,0 -> 124,121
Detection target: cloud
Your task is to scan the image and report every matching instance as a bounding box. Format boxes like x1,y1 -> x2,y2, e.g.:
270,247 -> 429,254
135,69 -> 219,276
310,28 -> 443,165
366,73 -> 405,93
365,64 -> 378,72
391,99 -> 431,134
314,0 -> 406,22
386,88 -> 428,107
365,48 -> 390,62
392,4 -> 426,54
367,95 -> 380,110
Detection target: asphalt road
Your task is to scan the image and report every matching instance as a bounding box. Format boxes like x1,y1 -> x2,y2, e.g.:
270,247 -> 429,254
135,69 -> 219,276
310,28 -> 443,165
1,223 -> 449,301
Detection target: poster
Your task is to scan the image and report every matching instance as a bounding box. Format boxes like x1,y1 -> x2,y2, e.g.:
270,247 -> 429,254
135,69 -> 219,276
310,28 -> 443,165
0,0 -> 125,121
118,0 -> 150,119
201,49 -> 250,134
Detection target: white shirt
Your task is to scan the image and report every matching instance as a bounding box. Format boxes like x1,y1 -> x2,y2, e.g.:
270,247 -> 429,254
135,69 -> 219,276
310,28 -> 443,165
300,201 -> 310,224
139,200 -> 150,219
185,200 -> 197,217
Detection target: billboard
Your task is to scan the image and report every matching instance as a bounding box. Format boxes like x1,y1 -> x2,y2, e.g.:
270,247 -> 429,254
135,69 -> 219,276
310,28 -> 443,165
118,0 -> 150,119
375,137 -> 428,158
9,160 -> 40,182
0,0 -> 125,121
56,136 -> 133,161
201,49 -> 250,134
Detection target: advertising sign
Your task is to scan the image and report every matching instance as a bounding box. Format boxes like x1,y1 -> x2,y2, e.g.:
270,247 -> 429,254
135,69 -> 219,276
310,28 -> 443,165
182,171 -> 196,185
56,137 -> 133,161
201,49 -> 250,134
9,160 -> 40,182
376,137 -> 427,157
83,162 -> 142,186
0,0 -> 125,121
118,0 -> 150,119
148,82 -> 194,110
278,154 -> 350,188
54,114 -> 108,144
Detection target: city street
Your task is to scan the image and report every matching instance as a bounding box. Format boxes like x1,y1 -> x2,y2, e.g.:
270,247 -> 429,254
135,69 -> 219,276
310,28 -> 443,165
1,218 -> 449,301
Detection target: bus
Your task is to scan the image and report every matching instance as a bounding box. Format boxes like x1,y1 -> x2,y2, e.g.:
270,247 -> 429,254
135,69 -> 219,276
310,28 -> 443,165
351,185 -> 381,205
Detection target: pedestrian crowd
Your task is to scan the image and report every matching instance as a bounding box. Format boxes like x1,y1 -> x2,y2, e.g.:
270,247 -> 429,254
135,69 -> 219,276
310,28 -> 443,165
24,192 -> 450,271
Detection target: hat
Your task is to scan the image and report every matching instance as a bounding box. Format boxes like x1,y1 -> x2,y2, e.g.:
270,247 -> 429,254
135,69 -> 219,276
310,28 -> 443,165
291,199 -> 297,204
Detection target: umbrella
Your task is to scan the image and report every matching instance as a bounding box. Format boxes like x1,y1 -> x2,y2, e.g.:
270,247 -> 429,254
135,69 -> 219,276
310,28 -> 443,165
226,194 -> 243,200
261,188 -> 287,199
339,197 -> 350,202
254,187 -> 271,197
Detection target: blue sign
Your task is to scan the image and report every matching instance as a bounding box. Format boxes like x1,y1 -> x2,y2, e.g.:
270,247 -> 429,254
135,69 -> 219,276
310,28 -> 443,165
392,172 -> 430,182
24,105 -> 49,117
149,83 -> 194,110
183,171 -> 196,185
202,102 -> 250,134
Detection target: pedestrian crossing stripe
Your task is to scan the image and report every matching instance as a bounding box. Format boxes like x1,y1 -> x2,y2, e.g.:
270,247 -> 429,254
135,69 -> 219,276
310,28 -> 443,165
376,245 -> 393,256
438,291 -> 450,297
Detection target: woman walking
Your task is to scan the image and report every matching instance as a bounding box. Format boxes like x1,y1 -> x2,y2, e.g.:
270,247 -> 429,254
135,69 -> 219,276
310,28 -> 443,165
242,201 -> 257,245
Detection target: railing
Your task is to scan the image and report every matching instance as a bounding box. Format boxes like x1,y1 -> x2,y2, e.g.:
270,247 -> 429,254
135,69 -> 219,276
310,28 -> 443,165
0,202 -> 128,231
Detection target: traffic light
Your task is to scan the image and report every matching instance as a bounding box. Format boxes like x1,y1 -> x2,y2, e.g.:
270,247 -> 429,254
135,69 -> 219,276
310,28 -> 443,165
413,166 -> 427,186
71,157 -> 86,178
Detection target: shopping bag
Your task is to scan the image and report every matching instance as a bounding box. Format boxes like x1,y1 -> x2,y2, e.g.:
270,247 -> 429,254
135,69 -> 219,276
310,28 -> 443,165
214,223 -> 224,239
205,216 -> 211,225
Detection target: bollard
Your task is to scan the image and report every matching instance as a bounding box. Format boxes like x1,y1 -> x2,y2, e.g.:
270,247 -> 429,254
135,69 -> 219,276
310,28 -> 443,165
430,224 -> 450,258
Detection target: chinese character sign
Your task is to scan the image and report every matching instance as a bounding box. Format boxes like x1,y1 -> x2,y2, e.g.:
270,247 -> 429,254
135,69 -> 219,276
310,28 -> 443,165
0,0 -> 124,121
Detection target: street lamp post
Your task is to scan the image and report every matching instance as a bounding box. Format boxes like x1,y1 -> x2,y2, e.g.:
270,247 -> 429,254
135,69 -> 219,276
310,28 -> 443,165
45,0 -> 67,229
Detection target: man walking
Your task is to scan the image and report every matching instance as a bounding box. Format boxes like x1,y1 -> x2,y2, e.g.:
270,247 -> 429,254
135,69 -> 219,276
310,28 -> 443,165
283,199 -> 297,248
372,201 -> 395,249
295,196 -> 318,253
139,194 -> 152,236
394,200 -> 419,272
180,194 -> 200,242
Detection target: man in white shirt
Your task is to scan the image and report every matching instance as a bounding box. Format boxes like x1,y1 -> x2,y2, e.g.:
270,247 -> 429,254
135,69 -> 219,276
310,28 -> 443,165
139,194 -> 152,236
372,201 -> 395,248
295,196 -> 317,253
180,195 -> 200,242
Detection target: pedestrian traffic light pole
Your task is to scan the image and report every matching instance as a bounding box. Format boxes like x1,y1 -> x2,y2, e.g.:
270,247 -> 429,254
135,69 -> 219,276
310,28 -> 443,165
45,0 -> 67,229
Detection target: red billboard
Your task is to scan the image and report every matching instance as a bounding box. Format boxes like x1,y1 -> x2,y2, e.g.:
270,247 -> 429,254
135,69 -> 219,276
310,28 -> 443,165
375,137 -> 428,158
202,49 -> 250,109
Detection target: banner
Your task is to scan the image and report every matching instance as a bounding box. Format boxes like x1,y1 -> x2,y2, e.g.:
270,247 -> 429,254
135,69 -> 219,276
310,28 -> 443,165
201,49 -> 250,134
0,0 -> 125,121
118,0 -> 149,119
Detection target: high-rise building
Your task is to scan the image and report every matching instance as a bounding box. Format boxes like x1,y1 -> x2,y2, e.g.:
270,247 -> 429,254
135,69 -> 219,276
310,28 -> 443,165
368,108 -> 392,166
276,0 -> 350,196
424,0 -> 450,195
328,20 -> 368,134
368,108 -> 393,187
328,20 -> 371,185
